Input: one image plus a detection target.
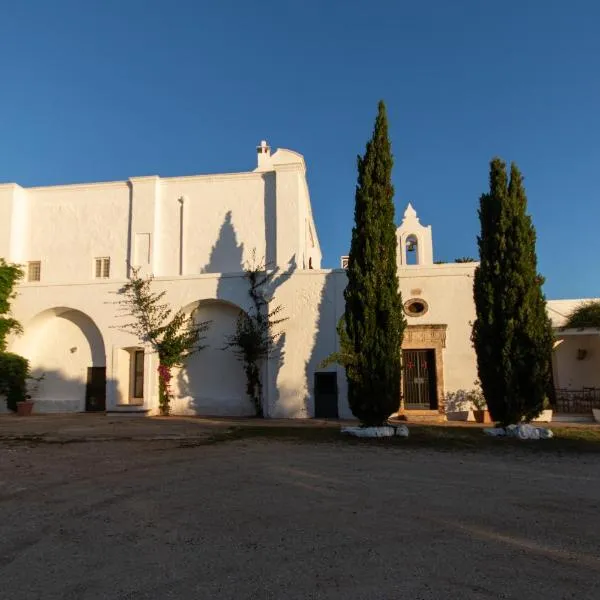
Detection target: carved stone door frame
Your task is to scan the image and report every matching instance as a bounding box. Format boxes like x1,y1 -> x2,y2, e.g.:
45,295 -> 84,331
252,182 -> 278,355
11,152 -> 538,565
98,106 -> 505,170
401,324 -> 447,413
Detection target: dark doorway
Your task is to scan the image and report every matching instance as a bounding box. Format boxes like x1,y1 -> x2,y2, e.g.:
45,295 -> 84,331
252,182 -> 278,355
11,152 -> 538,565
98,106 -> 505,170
85,367 -> 106,412
403,349 -> 438,409
314,372 -> 338,418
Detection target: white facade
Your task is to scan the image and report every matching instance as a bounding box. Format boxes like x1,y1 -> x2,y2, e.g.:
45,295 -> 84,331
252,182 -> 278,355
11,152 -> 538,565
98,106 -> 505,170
1,142 -> 594,417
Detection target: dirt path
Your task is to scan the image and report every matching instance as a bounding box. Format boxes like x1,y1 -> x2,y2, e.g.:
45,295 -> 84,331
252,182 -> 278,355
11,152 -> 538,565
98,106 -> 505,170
0,438 -> 598,599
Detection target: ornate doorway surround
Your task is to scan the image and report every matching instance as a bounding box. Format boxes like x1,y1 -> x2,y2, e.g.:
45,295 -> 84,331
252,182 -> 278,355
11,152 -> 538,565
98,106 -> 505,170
401,324 -> 447,413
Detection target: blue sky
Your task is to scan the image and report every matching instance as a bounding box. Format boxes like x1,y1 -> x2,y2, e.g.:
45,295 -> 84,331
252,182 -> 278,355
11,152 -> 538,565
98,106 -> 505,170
1,0 -> 598,298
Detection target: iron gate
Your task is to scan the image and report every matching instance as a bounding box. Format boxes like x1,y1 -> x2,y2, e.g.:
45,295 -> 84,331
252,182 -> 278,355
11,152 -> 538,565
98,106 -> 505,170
403,349 -> 437,409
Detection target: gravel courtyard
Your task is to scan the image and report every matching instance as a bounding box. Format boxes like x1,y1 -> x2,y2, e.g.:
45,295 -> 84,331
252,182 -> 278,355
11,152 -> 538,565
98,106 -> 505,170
1,435 -> 599,599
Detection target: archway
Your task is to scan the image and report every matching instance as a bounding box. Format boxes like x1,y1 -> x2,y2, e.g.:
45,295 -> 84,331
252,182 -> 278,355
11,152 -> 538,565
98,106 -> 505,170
405,234 -> 420,265
11,308 -> 106,412
170,300 -> 251,416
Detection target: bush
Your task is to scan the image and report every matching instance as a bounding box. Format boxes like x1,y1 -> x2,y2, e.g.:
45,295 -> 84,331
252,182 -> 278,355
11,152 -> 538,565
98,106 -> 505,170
565,301 -> 600,329
0,352 -> 29,412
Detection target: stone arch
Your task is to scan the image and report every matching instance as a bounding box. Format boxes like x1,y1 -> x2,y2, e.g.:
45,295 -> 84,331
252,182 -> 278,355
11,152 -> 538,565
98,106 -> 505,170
170,299 -> 253,416
11,307 -> 106,412
404,234 -> 420,265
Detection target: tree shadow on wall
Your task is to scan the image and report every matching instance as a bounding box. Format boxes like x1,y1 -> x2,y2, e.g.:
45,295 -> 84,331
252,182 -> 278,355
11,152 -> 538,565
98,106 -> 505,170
254,254 -> 297,418
207,252 -> 297,418
304,270 -> 345,419
201,211 -> 245,275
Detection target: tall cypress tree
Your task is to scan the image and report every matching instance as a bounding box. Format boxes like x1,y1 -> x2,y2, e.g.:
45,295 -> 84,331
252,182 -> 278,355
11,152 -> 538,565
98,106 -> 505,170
344,101 -> 405,426
473,158 -> 554,425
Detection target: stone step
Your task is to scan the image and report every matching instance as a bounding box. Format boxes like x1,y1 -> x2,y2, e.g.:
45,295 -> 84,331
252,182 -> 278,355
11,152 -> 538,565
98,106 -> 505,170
392,410 -> 446,423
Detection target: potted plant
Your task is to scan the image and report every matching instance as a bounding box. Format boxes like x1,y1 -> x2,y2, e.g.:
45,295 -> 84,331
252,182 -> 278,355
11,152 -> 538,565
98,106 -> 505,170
17,373 -> 44,416
470,385 -> 491,424
444,389 -> 470,421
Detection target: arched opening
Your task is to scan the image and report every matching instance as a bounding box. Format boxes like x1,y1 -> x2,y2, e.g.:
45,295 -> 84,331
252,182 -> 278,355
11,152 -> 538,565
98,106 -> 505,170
170,299 -> 251,416
405,235 -> 419,265
11,308 -> 106,412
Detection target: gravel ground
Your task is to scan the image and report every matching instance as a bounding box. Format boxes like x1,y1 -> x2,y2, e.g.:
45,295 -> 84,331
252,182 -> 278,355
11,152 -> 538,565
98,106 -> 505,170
0,437 -> 599,599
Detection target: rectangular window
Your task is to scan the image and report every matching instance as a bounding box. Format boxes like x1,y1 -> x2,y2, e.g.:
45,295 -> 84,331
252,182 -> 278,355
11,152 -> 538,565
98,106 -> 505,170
95,257 -> 110,279
133,350 -> 144,399
27,261 -> 41,282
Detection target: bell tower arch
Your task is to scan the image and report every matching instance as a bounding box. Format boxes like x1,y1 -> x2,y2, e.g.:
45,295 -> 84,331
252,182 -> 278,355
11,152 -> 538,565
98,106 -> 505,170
396,203 -> 433,266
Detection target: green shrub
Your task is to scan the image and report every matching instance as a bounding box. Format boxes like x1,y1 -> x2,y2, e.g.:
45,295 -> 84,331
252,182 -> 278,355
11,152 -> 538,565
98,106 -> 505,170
0,352 -> 29,411
565,301 -> 600,329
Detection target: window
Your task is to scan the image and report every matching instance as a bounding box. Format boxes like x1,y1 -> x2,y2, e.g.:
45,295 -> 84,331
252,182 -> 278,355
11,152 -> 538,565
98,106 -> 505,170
27,261 -> 41,282
404,298 -> 429,317
340,256 -> 349,269
95,257 -> 110,279
133,350 -> 144,399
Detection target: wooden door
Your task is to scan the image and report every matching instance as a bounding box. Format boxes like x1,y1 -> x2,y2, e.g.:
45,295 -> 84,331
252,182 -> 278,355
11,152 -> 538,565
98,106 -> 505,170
85,367 -> 106,412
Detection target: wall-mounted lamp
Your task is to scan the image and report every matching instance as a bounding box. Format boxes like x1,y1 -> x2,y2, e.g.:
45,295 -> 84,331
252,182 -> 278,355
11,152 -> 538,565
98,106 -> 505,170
576,348 -> 588,361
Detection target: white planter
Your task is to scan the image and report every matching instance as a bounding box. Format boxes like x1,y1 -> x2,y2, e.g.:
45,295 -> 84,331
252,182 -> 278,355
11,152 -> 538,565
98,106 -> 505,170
446,410 -> 470,422
532,409 -> 553,423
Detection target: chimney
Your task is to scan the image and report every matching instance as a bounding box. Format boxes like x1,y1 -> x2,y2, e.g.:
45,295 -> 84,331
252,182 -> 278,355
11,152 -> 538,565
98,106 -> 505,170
256,140 -> 271,170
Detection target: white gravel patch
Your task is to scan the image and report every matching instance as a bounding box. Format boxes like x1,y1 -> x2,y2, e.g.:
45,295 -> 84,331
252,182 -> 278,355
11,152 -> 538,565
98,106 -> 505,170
341,425 -> 410,438
484,423 -> 554,439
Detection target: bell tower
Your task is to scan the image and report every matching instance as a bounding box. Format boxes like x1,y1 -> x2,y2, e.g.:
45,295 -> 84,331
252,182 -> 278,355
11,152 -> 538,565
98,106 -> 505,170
396,203 -> 434,266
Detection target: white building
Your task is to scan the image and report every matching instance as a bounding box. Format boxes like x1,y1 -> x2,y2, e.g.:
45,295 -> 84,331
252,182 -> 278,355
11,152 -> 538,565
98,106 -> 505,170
1,142 -> 597,417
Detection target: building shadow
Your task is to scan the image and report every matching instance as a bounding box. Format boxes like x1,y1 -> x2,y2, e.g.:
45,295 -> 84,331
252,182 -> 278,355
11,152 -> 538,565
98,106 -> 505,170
0,367 -> 117,414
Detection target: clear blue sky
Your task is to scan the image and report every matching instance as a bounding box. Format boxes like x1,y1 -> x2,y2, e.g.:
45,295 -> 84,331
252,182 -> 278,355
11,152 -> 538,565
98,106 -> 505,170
1,0 -> 598,298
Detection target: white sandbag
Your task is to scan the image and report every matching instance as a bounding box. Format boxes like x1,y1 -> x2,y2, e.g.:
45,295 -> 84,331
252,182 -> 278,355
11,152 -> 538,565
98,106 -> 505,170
395,425 -> 410,437
484,424 -> 553,440
341,425 -> 410,438
484,427 -> 506,437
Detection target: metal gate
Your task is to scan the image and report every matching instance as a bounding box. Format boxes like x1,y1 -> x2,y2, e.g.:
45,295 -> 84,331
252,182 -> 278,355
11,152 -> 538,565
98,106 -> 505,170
403,349 -> 437,409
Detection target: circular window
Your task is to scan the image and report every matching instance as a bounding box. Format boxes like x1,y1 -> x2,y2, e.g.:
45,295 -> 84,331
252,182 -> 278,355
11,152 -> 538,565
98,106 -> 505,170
404,298 -> 428,317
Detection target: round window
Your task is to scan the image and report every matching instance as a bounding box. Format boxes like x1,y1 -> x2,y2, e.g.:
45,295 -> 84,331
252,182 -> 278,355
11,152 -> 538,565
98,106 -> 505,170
404,298 -> 428,317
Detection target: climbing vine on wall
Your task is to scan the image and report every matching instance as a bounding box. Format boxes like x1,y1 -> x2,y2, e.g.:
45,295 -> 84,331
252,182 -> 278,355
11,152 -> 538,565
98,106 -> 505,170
114,268 -> 210,415
224,255 -> 287,417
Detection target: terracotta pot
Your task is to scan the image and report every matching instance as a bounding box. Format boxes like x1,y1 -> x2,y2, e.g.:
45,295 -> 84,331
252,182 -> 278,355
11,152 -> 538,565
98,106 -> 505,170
16,401 -> 34,416
473,409 -> 491,424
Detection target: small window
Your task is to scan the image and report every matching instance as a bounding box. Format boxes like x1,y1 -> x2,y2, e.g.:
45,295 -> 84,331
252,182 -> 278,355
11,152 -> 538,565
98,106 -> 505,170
27,261 -> 41,282
95,257 -> 110,279
404,298 -> 428,317
133,350 -> 144,399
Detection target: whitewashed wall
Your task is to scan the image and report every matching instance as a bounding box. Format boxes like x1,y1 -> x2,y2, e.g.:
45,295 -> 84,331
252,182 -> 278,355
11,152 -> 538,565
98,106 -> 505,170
399,263 -> 479,396
0,145 -> 321,284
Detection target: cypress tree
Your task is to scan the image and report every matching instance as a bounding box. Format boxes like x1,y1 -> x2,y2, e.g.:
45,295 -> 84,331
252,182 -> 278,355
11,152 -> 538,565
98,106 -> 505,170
473,158 -> 554,425
344,101 -> 405,426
